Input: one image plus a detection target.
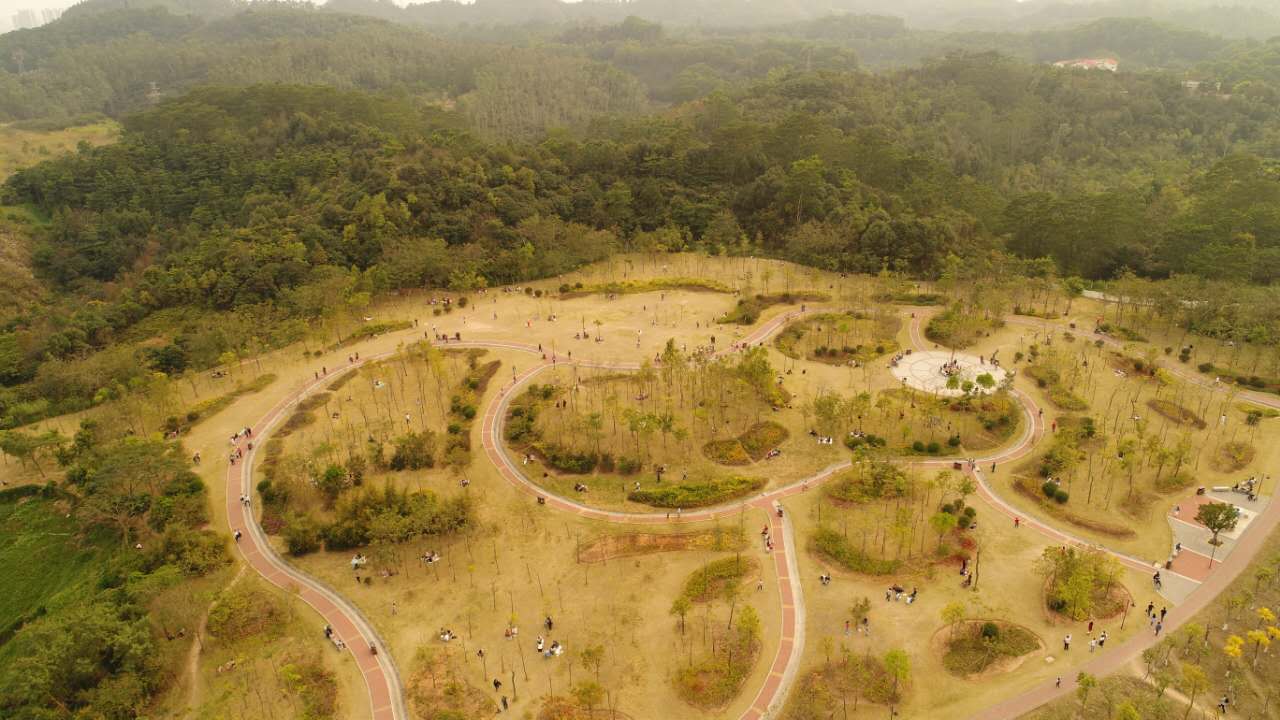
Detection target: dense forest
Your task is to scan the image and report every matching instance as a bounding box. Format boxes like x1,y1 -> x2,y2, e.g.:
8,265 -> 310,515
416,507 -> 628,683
1,0 -> 1279,427
321,0 -> 1280,39
5,1 -> 1280,125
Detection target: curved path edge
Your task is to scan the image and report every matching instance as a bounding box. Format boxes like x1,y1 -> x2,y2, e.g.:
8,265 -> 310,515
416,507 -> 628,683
227,362 -> 407,720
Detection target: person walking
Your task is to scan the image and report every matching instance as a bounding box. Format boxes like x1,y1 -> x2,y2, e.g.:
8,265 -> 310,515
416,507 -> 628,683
1155,621 -> 1163,637
1063,634 -> 1071,651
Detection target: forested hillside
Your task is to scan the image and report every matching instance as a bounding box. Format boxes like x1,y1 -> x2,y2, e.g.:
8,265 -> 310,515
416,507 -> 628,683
325,0 -> 1280,39
2,0 -> 1280,432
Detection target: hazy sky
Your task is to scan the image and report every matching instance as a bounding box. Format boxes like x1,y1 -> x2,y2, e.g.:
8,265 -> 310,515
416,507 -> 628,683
8,0 -> 74,12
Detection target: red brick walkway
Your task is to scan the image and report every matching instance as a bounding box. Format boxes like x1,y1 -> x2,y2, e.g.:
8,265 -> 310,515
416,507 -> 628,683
227,366 -> 404,720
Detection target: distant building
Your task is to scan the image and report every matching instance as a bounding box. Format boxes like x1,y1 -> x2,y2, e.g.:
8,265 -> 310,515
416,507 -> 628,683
12,9 -> 38,29
1182,79 -> 1223,94
7,7 -> 62,31
1053,58 -> 1119,73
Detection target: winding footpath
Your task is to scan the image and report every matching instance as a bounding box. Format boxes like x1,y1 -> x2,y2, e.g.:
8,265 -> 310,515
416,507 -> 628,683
219,303 -> 1280,720
226,362 -> 406,720
969,314 -> 1280,719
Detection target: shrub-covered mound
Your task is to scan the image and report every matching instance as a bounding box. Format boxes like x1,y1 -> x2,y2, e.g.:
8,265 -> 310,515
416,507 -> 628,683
940,620 -> 1041,677
703,421 -> 789,465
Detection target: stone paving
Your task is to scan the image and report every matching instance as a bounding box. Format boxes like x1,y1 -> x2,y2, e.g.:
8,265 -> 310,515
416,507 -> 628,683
889,349 -> 1010,397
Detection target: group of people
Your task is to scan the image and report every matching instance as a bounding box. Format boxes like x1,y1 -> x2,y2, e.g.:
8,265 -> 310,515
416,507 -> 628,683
1062,619 -> 1113,654
536,636 -> 564,658
1232,476 -> 1260,502
760,524 -> 775,552
420,550 -> 441,565
227,426 -> 254,466
887,350 -> 912,368
1146,602 -> 1168,636
323,624 -> 346,650
885,585 -> 918,604
938,358 -> 964,377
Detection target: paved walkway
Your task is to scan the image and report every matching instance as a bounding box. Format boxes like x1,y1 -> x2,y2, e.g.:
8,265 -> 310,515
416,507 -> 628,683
890,349 -> 1009,396
226,362 -> 406,720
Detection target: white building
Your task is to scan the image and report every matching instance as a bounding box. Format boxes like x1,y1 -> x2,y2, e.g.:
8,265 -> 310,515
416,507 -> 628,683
1052,58 -> 1120,73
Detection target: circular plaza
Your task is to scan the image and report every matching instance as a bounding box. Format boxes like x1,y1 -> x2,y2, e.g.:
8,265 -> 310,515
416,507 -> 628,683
890,350 -> 1009,397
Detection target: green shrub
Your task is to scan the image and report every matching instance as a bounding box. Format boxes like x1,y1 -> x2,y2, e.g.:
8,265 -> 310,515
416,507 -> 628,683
680,556 -> 757,603
207,586 -> 284,642
628,476 -> 764,508
739,422 -> 788,459
703,439 -> 751,465
845,433 -> 886,450
617,457 -> 642,474
284,515 -> 323,556
811,527 -> 899,575
943,622 -> 1039,676
826,462 -> 907,503
389,430 -> 436,471
539,445 -> 597,474
331,320 -> 412,349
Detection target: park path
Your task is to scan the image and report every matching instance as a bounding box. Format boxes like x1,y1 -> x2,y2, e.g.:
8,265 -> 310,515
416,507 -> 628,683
218,299 -> 1280,720
215,306 -> 811,720
907,312 -> 1280,719
225,361 -> 406,720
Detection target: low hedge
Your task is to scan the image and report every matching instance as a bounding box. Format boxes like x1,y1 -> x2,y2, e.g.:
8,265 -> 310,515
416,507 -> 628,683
628,476 -> 764,508
811,527 -> 899,575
